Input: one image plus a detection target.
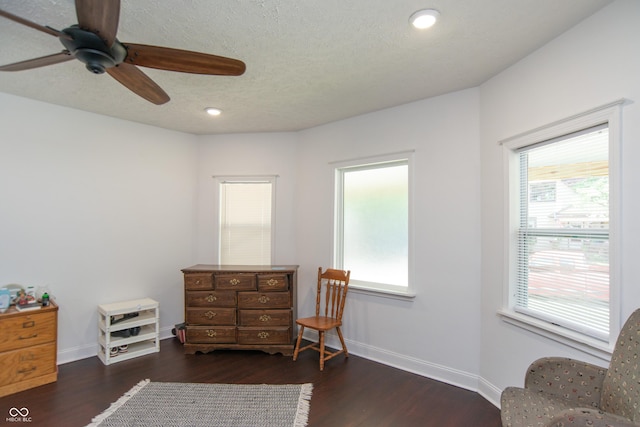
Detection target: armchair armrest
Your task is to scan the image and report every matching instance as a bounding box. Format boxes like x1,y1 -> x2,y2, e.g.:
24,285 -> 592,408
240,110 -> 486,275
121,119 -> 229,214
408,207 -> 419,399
548,407 -> 639,427
524,357 -> 608,407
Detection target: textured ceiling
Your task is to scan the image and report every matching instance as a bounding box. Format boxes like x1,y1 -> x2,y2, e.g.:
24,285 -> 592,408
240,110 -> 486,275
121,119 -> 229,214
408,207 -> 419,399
0,0 -> 613,135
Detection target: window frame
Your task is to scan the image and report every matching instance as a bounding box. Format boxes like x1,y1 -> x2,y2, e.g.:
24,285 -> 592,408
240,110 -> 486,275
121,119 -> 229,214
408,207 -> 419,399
499,100 -> 624,358
214,175 -> 277,266
332,151 -> 415,300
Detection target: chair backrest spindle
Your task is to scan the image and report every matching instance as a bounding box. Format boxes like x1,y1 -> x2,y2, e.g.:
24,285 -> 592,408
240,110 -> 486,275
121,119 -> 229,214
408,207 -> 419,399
315,267 -> 350,321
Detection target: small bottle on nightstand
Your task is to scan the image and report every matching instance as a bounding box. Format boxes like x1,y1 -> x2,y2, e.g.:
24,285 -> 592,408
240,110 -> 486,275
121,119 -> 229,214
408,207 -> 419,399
41,292 -> 50,307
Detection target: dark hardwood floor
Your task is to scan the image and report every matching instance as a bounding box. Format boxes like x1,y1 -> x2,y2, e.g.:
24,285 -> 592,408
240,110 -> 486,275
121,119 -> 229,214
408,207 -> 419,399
0,338 -> 501,426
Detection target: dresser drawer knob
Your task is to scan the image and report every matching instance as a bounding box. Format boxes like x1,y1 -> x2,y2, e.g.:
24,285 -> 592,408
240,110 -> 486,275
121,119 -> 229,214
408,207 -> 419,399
259,314 -> 272,322
206,294 -> 217,303
267,278 -> 279,287
257,295 -> 270,304
229,278 -> 240,286
17,366 -> 37,374
22,321 -> 35,328
204,311 -> 217,319
206,330 -> 217,337
257,331 -> 270,339
195,280 -> 201,285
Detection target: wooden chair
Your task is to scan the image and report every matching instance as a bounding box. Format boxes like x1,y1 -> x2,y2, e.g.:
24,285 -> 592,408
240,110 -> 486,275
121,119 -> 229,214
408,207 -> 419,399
292,267 -> 351,370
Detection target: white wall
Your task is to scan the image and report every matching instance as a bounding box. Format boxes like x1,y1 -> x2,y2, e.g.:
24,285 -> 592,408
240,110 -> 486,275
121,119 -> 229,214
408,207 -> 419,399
295,88 -> 483,389
193,132 -> 299,265
479,0 -> 640,405
190,90 -> 483,390
0,93 -> 198,362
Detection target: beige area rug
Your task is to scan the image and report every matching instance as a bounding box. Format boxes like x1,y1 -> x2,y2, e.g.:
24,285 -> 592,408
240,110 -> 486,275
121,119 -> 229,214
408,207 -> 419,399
87,379 -> 313,427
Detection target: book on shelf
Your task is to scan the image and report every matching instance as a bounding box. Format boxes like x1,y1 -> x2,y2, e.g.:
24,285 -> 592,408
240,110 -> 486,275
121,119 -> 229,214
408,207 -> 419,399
15,302 -> 42,311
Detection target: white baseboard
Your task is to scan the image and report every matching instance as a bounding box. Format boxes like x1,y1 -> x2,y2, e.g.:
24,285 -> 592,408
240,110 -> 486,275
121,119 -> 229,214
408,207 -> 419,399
302,331 -> 502,409
477,376 -> 502,408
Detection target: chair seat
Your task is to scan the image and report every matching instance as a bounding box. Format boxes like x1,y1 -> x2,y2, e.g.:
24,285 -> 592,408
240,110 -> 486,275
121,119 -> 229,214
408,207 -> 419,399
501,387 -> 576,427
296,315 -> 341,331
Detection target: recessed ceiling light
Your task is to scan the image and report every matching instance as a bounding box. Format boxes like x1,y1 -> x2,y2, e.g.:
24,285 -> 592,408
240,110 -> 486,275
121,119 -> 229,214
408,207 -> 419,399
205,107 -> 222,116
409,9 -> 440,29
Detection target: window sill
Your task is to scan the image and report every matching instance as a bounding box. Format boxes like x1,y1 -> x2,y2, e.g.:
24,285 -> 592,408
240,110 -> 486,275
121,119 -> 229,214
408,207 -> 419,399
498,309 -> 613,362
349,284 -> 416,301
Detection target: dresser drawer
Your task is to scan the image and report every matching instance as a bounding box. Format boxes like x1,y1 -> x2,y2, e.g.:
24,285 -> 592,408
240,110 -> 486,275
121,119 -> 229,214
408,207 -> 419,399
238,327 -> 291,345
186,326 -> 236,344
214,274 -> 256,291
0,311 -> 56,353
0,343 -> 56,386
239,309 -> 291,327
238,292 -> 291,309
186,308 -> 236,326
184,273 -> 213,290
257,274 -> 289,291
186,291 -> 236,307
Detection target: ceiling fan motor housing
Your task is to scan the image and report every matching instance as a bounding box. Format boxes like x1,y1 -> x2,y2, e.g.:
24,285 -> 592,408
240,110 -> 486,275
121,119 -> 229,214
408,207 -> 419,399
60,25 -> 126,74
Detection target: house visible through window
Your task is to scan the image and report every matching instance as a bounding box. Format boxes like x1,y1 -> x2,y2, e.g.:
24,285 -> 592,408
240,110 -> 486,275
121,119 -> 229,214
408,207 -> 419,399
501,100 -> 624,348
218,177 -> 275,265
515,124 -> 610,340
334,154 -> 411,294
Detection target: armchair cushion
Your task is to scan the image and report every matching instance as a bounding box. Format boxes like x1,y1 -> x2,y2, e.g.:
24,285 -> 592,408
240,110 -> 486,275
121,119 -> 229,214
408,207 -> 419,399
501,357 -> 609,427
524,357 -> 607,407
548,408 -> 640,427
501,387 -> 575,427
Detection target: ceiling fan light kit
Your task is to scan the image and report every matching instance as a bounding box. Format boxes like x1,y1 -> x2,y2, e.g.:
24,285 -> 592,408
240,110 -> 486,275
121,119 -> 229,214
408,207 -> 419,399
409,9 -> 440,29
0,0 -> 246,105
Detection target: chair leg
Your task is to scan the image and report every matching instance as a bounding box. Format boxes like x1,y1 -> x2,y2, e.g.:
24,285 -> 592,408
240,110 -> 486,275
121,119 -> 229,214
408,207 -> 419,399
292,326 -> 305,361
319,331 -> 325,371
336,327 -> 348,358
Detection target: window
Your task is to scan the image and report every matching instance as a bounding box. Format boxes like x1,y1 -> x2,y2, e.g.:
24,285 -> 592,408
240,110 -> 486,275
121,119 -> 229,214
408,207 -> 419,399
217,177 -> 276,265
502,101 -> 623,349
334,152 -> 412,296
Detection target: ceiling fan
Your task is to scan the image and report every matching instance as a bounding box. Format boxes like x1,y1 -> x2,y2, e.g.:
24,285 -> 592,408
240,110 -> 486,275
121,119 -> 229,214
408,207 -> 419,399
0,0 -> 246,105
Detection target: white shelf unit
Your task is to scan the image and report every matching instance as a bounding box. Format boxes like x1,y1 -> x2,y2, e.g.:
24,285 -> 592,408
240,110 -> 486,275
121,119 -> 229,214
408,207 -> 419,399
97,298 -> 159,365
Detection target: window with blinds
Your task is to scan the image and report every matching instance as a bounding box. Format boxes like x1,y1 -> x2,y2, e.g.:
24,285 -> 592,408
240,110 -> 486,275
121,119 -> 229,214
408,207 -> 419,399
218,178 -> 275,265
515,124 -> 610,340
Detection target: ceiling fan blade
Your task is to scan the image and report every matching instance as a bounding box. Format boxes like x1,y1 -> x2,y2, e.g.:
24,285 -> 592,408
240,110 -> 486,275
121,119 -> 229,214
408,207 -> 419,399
123,43 -> 246,76
75,0 -> 120,46
0,9 -> 71,40
107,63 -> 170,105
0,51 -> 73,71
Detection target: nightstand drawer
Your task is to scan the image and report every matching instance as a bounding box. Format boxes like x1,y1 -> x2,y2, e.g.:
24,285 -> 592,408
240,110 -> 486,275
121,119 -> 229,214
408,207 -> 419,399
0,343 -> 56,386
0,311 -> 56,353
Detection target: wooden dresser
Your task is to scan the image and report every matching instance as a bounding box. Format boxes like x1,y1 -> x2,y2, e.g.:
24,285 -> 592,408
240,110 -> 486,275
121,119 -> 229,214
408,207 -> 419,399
182,265 -> 298,356
0,302 -> 58,397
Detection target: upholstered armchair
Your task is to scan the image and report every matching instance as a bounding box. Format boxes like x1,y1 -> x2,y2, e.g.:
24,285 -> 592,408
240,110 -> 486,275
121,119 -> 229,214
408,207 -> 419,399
501,309 -> 640,427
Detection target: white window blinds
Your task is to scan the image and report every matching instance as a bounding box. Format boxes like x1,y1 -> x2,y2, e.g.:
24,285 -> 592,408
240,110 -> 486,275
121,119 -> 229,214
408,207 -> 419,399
219,179 -> 274,265
515,124 -> 610,340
